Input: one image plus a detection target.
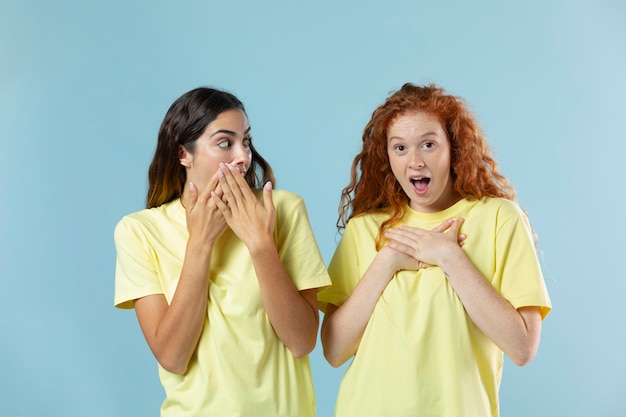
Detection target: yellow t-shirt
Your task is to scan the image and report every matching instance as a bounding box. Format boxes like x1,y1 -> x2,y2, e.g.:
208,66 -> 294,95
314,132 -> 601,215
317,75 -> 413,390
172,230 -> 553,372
318,197 -> 551,417
114,190 -> 331,417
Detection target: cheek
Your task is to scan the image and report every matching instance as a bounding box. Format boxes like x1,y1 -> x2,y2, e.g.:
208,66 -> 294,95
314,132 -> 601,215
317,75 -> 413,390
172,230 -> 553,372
388,157 -> 404,181
204,159 -> 226,177
434,153 -> 452,174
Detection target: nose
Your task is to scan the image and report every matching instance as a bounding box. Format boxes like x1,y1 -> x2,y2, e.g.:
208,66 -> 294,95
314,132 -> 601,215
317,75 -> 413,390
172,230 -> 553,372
409,150 -> 425,169
231,142 -> 252,172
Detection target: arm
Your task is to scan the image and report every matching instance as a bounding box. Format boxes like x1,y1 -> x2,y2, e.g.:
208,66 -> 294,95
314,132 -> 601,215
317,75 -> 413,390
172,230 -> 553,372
213,163 -> 319,357
135,176 -> 226,374
320,220 -> 458,367
434,247 -> 542,366
247,244 -> 320,358
321,246 -> 414,367
385,219 -> 542,366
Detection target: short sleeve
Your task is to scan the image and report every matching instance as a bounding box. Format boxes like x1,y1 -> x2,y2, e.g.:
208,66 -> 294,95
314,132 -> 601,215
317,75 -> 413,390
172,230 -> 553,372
318,221 -> 361,312
113,216 -> 164,309
494,205 -> 552,319
273,191 -> 331,292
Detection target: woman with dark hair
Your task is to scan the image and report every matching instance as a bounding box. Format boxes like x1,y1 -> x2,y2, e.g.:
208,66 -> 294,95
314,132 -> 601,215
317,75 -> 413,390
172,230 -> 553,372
318,83 -> 551,416
114,87 -> 330,417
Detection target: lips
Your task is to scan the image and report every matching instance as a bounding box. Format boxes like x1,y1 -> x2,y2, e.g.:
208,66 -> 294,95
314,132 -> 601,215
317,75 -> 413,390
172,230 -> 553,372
410,177 -> 430,195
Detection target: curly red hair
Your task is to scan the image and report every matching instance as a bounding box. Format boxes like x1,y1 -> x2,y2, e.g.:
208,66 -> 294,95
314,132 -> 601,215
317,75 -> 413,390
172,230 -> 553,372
339,83 -> 515,248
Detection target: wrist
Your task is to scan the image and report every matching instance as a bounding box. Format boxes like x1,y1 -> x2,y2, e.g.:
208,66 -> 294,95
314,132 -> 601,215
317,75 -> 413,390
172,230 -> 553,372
186,235 -> 214,256
246,234 -> 275,257
373,248 -> 402,278
436,245 -> 465,273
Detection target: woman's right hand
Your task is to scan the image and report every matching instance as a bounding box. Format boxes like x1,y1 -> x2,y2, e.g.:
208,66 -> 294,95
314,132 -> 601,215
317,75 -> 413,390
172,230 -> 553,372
183,172 -> 227,246
383,219 -> 466,272
377,245 -> 421,273
136,173 -> 226,375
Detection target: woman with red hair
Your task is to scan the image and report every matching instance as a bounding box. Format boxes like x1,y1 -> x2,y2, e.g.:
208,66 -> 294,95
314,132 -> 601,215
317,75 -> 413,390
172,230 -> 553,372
319,83 -> 551,417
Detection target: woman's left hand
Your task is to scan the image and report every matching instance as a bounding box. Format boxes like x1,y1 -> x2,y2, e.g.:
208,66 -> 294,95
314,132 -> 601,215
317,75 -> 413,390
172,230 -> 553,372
212,163 -> 275,251
384,218 -> 465,267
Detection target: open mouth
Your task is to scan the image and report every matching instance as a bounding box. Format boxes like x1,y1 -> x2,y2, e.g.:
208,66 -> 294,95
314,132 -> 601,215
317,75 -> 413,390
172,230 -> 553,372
410,177 -> 430,194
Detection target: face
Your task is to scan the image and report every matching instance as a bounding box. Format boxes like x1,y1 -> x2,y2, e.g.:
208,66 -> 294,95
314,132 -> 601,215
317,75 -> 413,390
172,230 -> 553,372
179,108 -> 252,192
387,111 -> 460,213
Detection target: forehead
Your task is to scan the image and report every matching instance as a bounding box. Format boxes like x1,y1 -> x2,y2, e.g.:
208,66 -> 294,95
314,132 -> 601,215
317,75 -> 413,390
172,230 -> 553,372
205,109 -> 250,134
388,111 -> 445,136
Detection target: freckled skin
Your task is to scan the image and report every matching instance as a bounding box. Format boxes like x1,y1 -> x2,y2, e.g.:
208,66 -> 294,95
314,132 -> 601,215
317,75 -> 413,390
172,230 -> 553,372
387,111 -> 461,213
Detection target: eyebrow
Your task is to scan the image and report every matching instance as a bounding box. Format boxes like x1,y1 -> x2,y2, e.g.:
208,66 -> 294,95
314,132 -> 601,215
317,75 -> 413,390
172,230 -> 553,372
388,131 -> 439,141
210,126 -> 251,138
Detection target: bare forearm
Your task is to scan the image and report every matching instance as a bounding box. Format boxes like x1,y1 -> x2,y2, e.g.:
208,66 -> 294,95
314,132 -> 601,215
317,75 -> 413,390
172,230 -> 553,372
138,240 -> 212,374
249,244 -> 320,358
321,254 -> 396,367
439,249 -> 541,365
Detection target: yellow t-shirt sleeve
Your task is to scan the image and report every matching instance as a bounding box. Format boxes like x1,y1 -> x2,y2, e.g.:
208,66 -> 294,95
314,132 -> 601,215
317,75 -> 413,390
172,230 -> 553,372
274,191 -> 331,292
494,204 -> 552,319
318,221 -> 361,312
113,215 -> 163,309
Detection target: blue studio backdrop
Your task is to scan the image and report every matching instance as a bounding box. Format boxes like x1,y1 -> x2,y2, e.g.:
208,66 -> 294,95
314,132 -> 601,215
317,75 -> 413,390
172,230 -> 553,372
1,1 -> 625,416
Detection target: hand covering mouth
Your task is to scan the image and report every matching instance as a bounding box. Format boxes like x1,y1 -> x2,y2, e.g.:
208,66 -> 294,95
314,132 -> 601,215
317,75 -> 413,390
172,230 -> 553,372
226,163 -> 247,175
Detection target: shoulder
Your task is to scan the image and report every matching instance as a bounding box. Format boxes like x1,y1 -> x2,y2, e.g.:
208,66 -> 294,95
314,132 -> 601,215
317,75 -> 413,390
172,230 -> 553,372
269,189 -> 304,206
342,211 -> 389,240
253,188 -> 303,206
347,210 -> 389,228
115,205 -> 162,230
115,209 -> 150,235
476,197 -> 526,218
114,201 -> 181,240
474,198 -> 535,238
263,189 -> 308,217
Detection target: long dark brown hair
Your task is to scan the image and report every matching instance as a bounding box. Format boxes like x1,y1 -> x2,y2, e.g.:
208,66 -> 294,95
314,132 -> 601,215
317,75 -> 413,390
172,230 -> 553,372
340,83 -> 515,248
146,87 -> 275,208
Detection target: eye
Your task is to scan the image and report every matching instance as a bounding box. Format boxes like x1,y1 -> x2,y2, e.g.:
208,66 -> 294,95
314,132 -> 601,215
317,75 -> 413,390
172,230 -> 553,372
243,136 -> 252,149
421,141 -> 435,150
394,144 -> 406,152
218,140 -> 232,149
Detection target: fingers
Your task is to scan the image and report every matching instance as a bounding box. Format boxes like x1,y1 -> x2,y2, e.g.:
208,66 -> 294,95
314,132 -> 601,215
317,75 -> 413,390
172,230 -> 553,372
447,217 -> 465,236
185,176 -> 227,240
428,218 -> 466,246
197,171 -> 221,201
384,229 -> 419,258
187,172 -> 221,213
263,181 -> 274,210
430,219 -> 455,233
387,241 -> 416,259
212,163 -> 257,219
385,218 -> 466,265
213,181 -> 223,199
217,163 -> 253,207
211,190 -> 231,218
185,182 -> 199,212
385,226 -> 420,247
449,218 -> 467,246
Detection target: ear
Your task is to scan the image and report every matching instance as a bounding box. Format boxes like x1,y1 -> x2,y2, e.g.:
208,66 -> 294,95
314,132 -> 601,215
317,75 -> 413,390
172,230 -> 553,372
178,145 -> 192,168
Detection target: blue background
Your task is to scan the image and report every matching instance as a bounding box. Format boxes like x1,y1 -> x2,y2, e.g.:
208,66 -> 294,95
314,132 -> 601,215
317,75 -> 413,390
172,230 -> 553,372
1,0 -> 625,416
